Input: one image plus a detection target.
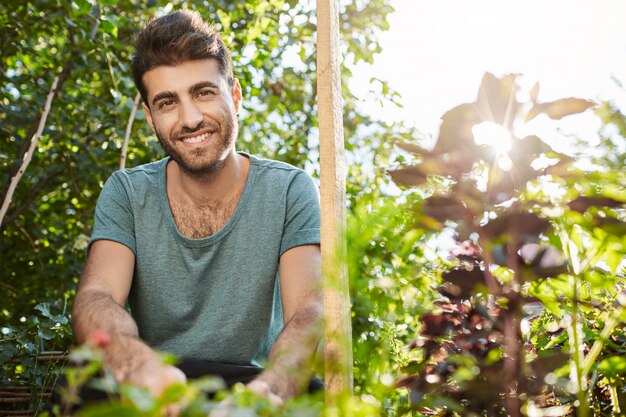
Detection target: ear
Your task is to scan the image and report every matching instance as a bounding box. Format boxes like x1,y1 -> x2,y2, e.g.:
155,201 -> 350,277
232,78 -> 242,114
143,103 -> 155,131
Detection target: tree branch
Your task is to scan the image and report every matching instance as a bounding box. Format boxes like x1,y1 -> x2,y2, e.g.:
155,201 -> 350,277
120,92 -> 142,169
1,166 -> 64,231
1,51 -> 77,203
0,281 -> 19,294
0,77 -> 59,229
0,124 -> 105,233
1,17 -> 100,202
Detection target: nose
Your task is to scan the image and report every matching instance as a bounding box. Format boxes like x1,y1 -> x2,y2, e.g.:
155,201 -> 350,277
179,99 -> 203,129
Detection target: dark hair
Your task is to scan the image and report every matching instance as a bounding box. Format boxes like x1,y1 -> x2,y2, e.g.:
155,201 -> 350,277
131,10 -> 234,104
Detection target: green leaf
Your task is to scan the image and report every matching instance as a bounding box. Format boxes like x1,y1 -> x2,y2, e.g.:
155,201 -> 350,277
120,385 -> 155,412
597,356 -> 626,376
216,9 -> 231,30
34,303 -> 52,319
191,375 -> 227,393
100,19 -> 118,38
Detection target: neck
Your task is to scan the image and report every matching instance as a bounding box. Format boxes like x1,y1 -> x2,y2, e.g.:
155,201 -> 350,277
168,151 -> 248,204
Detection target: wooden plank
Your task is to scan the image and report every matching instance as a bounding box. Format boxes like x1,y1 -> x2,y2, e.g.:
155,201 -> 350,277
316,0 -> 353,397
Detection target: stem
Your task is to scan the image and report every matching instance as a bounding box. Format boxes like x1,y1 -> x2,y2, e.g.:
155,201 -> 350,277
119,92 -> 142,170
581,292 -> 625,376
569,302 -> 589,417
503,233 -> 522,417
556,227 -> 588,416
503,304 -> 521,417
567,268 -> 590,416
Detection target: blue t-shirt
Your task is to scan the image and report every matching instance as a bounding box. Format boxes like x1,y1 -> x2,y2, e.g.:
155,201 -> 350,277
89,153 -> 320,366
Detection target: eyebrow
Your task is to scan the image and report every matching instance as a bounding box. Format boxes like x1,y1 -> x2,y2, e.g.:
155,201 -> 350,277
151,91 -> 178,106
189,81 -> 220,95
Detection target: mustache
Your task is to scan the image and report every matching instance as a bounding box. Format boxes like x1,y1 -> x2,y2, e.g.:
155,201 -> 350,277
174,121 -> 219,138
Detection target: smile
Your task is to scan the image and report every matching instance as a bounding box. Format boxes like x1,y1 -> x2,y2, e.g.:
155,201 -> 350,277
180,132 -> 210,144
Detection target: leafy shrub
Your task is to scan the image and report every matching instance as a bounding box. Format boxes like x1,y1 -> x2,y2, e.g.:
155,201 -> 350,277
387,73 -> 626,417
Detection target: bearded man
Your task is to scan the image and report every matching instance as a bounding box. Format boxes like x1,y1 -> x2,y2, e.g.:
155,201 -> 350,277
71,10 -> 321,403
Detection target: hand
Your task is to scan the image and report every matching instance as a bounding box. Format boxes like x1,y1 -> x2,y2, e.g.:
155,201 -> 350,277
246,379 -> 284,406
101,334 -> 187,396
98,334 -> 187,415
126,361 -> 187,398
208,379 -> 283,417
127,362 -> 187,417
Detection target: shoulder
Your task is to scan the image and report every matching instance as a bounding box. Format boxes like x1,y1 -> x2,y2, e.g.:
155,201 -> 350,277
113,158 -> 167,181
248,154 -> 303,174
245,153 -> 315,185
106,158 -> 167,189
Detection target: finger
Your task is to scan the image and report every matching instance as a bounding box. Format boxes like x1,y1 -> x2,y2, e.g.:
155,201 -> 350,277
267,392 -> 283,407
246,380 -> 283,407
246,380 -> 270,396
164,403 -> 180,417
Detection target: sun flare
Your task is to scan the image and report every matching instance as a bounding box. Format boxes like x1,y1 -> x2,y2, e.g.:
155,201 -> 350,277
472,121 -> 512,153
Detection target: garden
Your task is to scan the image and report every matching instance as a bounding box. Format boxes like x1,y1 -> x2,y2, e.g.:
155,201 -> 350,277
1,1 -> 625,416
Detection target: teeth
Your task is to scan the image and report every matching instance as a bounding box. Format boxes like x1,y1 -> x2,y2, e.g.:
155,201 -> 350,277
182,133 -> 209,144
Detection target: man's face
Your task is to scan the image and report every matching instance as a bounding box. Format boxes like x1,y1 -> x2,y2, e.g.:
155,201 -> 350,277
142,59 -> 242,177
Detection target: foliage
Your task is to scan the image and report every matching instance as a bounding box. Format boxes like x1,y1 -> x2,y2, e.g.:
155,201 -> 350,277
40,342 -> 324,417
0,0 -> 398,407
3,1 -> 626,416
0,302 -> 70,412
387,73 -> 626,416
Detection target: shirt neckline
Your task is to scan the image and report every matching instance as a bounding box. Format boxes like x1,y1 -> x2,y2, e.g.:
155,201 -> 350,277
158,152 -> 257,246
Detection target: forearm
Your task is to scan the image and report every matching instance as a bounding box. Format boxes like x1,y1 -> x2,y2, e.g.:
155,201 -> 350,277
72,288 -> 159,381
257,300 -> 323,399
73,288 -> 138,343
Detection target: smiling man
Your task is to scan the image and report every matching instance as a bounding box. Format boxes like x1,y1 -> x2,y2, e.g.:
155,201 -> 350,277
71,10 -> 322,403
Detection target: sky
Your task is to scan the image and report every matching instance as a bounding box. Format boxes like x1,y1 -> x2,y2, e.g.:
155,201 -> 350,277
350,0 -> 626,152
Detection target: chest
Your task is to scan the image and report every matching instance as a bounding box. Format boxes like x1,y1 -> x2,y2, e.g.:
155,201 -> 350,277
169,197 -> 237,239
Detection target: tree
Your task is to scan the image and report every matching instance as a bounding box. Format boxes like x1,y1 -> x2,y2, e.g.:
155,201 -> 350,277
0,0 -> 398,406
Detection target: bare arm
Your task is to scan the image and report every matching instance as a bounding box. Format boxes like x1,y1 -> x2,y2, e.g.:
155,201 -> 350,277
250,244 -> 323,401
73,240 -> 136,342
72,240 -> 185,394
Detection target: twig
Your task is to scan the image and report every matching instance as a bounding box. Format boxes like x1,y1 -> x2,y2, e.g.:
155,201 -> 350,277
0,76 -> 59,229
0,281 -> 19,293
15,221 -> 44,269
120,92 -> 141,170
0,166 -> 62,232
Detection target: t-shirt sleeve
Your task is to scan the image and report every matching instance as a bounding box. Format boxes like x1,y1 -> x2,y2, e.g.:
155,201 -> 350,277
280,171 -> 321,255
88,172 -> 137,255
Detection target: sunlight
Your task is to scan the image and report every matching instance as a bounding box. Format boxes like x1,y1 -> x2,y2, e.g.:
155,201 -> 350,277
472,122 -> 512,152
350,0 -> 626,148
471,121 -> 515,171
471,121 -> 514,172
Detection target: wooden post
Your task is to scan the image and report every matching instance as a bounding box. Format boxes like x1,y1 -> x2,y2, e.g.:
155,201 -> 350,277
316,0 -> 353,397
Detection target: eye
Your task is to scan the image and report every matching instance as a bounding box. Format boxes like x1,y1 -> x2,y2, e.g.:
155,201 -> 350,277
158,99 -> 176,109
197,89 -> 217,98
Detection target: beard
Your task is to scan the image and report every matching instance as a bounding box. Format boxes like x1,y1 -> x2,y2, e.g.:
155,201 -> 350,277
155,113 -> 239,179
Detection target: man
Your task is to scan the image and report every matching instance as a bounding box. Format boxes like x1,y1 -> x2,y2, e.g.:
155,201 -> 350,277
72,10 -> 322,403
